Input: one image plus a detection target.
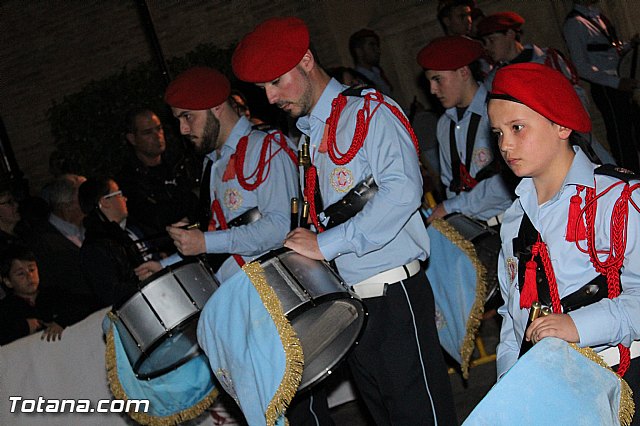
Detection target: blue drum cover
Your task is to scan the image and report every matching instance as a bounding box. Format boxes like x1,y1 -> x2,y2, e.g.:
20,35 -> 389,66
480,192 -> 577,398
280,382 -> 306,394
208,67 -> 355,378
103,315 -> 218,424
197,263 -> 303,426
426,219 -> 486,377
463,337 -> 634,426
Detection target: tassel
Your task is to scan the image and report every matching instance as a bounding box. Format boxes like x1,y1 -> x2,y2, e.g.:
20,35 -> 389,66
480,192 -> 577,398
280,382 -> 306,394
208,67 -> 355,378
520,258 -> 539,309
566,187 -> 586,242
222,154 -> 236,182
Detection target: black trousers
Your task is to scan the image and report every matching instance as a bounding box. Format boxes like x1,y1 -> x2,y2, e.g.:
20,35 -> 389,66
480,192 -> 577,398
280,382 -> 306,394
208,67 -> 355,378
348,270 -> 458,425
590,83 -> 640,172
287,386 -> 334,426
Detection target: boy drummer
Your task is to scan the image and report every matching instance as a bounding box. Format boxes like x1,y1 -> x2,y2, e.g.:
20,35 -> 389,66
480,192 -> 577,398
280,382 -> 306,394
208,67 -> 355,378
488,62 -> 640,422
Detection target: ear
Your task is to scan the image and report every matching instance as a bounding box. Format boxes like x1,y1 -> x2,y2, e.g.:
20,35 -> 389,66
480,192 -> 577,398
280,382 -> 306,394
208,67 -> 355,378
458,66 -> 471,80
125,132 -> 136,146
557,125 -> 573,141
3,276 -> 13,289
211,104 -> 224,119
299,49 -> 315,73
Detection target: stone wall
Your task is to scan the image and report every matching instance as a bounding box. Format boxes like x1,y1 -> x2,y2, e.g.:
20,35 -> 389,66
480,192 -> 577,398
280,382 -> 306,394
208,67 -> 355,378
1,0 -> 638,192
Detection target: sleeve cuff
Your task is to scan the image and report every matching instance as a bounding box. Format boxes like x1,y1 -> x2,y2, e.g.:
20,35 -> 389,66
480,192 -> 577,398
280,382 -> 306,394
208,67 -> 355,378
317,225 -> 348,261
204,229 -> 230,253
569,305 -> 609,346
160,253 -> 181,268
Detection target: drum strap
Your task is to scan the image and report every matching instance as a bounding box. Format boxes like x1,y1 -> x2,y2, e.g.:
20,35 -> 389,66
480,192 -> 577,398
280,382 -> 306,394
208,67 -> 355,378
565,9 -> 623,54
319,175 -> 378,229
513,211 -> 607,311
449,112 -> 494,195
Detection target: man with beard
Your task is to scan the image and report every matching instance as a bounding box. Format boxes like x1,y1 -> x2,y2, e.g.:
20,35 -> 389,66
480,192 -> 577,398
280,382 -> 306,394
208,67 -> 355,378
232,17 -> 457,425
134,67 -> 297,283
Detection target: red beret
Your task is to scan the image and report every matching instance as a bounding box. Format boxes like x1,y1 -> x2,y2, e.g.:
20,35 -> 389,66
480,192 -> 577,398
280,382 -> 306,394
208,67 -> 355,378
232,17 -> 310,83
164,67 -> 230,110
490,63 -> 591,133
476,12 -> 525,37
417,36 -> 484,70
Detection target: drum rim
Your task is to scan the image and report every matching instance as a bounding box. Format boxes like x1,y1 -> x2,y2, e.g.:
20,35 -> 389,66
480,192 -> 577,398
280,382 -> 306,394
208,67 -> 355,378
297,296 -> 368,392
112,257 -> 218,379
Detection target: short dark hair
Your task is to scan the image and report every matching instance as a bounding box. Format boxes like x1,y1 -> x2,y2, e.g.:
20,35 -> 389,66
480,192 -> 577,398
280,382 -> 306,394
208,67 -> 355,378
0,244 -> 36,279
124,107 -> 156,134
78,177 -> 112,215
348,29 -> 380,63
437,0 -> 475,33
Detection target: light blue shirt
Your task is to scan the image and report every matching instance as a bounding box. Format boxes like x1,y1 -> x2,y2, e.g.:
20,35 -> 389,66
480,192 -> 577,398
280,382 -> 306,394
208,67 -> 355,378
162,116 -> 298,282
484,44 -> 590,109
496,147 -> 640,378
437,84 -> 513,221
563,4 -> 630,89
296,78 -> 429,284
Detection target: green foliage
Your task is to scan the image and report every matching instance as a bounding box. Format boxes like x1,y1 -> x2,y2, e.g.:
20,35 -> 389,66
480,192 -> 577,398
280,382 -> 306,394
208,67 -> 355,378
47,43 -> 235,177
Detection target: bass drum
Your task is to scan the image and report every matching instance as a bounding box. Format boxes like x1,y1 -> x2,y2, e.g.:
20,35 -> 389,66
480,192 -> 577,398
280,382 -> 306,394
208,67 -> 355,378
443,213 -> 502,309
255,248 -> 367,392
112,258 -> 220,379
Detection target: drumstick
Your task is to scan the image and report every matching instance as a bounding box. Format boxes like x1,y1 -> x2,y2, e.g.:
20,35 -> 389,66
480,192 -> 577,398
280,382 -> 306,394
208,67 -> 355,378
135,222 -> 201,244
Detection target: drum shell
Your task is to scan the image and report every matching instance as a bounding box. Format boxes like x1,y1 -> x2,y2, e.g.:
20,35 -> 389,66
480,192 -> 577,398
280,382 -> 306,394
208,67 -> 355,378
256,248 -> 366,391
113,259 -> 219,379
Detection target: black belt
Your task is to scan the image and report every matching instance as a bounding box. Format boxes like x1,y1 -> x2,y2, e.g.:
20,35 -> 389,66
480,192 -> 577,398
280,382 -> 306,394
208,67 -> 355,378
319,175 -> 378,229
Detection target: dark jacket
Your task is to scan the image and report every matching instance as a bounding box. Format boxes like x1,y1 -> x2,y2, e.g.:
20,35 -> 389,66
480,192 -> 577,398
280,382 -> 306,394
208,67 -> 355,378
79,212 -> 145,311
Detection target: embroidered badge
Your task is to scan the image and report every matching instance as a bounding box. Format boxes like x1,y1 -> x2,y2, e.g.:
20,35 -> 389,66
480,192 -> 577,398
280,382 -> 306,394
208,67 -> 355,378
506,257 -> 518,286
216,368 -> 238,403
224,188 -> 243,211
330,167 -> 354,193
473,147 -> 492,169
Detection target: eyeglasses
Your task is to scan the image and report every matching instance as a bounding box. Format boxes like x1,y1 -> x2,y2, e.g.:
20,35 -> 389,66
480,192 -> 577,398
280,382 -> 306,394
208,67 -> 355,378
102,190 -> 123,200
0,198 -> 17,206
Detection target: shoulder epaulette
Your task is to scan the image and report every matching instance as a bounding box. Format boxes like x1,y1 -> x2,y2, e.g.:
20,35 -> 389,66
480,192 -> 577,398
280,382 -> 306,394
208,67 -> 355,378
594,163 -> 640,182
340,85 -> 374,97
251,123 -> 274,133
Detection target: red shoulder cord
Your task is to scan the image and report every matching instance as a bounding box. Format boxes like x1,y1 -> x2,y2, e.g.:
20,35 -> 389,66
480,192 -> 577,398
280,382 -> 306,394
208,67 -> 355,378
304,91 -> 421,232
522,180 -> 640,377
211,199 -> 245,268
233,130 -> 297,191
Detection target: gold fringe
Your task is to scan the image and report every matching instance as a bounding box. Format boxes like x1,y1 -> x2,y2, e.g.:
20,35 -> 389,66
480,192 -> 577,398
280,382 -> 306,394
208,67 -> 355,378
243,261 -> 304,426
569,344 -> 635,426
431,218 -> 487,379
104,312 -> 219,425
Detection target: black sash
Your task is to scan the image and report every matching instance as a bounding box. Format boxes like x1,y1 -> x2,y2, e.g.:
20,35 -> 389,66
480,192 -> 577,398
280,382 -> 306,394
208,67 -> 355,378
449,113 -> 481,194
320,175 -> 377,229
566,9 -> 622,54
512,211 -> 607,311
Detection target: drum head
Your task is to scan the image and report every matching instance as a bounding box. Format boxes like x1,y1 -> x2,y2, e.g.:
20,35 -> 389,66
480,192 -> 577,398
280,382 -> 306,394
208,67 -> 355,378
257,249 -> 367,391
292,298 -> 365,391
114,259 -> 219,379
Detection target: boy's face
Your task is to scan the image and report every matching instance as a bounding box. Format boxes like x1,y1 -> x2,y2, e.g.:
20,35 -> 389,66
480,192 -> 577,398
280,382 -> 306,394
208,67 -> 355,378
4,259 -> 39,299
482,31 -> 513,63
425,68 -> 466,109
488,99 -> 568,178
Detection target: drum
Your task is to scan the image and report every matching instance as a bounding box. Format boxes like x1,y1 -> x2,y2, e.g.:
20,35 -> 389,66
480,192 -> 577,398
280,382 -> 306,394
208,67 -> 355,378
113,258 -> 220,379
255,248 -> 367,391
444,213 -> 501,307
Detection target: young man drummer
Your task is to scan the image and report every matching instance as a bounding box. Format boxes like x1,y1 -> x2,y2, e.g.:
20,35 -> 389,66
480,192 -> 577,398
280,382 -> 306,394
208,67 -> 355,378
488,62 -> 640,422
417,35 -> 513,225
232,16 -> 457,425
134,67 -> 298,283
